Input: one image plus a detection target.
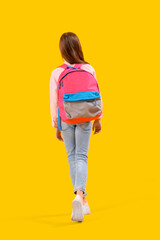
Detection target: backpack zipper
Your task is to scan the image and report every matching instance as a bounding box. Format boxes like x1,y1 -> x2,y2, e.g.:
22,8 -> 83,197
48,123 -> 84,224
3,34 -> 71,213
57,107 -> 62,131
58,70 -> 94,89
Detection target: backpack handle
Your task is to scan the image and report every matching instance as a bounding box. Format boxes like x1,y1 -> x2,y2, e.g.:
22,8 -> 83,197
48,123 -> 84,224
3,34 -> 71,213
66,66 -> 79,69
58,63 -> 84,70
65,63 -> 84,69
74,63 -> 83,68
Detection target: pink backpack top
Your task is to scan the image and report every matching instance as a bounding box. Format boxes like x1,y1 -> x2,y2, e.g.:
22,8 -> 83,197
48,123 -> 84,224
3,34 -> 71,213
56,63 -> 102,130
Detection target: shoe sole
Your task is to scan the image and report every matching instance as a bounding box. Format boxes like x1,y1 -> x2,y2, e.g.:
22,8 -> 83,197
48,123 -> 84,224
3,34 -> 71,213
71,200 -> 84,222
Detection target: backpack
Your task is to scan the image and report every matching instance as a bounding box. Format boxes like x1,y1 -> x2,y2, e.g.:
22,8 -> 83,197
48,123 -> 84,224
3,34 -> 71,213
57,63 -> 103,131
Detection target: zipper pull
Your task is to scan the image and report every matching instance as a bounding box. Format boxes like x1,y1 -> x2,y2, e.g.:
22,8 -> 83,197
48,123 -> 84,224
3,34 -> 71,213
95,99 -> 97,106
61,81 -> 63,87
58,82 -> 61,89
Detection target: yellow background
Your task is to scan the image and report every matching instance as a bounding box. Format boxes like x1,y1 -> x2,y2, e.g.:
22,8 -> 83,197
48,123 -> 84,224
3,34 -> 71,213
0,0 -> 159,239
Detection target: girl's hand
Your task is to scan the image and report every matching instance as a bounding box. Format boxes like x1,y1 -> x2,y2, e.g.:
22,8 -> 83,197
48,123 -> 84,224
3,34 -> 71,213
55,127 -> 64,141
92,119 -> 102,135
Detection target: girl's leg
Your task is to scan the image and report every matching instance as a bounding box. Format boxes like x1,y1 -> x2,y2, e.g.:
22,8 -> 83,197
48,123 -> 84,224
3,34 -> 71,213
76,190 -> 88,205
74,121 -> 92,198
61,121 -> 76,190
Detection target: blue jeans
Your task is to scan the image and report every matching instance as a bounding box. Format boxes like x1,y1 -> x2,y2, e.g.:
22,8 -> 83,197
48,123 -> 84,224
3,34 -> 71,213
61,120 -> 92,197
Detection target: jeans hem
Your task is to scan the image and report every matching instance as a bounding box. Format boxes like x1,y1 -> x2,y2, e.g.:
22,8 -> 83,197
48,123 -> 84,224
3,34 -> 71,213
74,189 -> 87,197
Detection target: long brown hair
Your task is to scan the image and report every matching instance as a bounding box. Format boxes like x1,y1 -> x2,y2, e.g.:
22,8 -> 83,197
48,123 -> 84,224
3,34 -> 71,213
59,32 -> 89,65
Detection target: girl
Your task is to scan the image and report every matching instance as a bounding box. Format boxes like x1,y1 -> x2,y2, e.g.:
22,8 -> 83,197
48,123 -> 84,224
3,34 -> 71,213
50,32 -> 103,222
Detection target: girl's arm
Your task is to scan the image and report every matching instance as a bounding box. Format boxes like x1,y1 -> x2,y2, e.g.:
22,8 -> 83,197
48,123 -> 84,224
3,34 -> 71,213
92,69 -> 103,120
49,69 -> 59,128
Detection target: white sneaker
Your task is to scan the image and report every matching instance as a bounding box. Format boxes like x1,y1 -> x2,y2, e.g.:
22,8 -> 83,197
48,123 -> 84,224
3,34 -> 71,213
71,194 -> 84,222
83,201 -> 91,215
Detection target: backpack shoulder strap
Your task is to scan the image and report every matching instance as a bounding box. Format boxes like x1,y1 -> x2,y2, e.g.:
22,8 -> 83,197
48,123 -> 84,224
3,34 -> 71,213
56,64 -> 68,83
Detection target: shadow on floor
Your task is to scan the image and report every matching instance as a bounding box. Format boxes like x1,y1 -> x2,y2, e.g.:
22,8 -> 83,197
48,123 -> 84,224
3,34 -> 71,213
0,194 -> 152,228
